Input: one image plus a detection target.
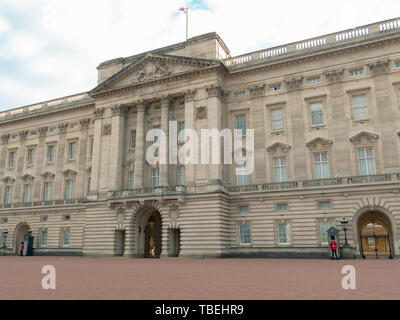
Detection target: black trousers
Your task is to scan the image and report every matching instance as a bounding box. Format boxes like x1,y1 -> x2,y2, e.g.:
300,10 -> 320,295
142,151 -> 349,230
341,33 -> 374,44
331,249 -> 338,259
20,249 -> 23,256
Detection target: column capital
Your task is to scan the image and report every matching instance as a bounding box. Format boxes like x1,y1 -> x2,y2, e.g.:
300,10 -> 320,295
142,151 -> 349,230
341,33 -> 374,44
37,127 -> 48,137
58,122 -> 69,134
79,118 -> 91,129
135,100 -> 148,113
325,69 -> 344,84
1,133 -> 10,144
94,108 -> 105,119
160,95 -> 172,109
111,104 -> 128,117
284,77 -> 304,91
19,130 -> 29,141
184,89 -> 197,102
205,85 -> 227,100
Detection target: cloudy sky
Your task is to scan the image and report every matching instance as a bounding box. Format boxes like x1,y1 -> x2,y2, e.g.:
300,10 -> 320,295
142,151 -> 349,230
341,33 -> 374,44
0,0 -> 399,110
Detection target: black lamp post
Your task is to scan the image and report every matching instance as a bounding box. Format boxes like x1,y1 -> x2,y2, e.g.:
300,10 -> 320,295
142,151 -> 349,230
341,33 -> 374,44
341,217 -> 349,246
2,229 -> 8,247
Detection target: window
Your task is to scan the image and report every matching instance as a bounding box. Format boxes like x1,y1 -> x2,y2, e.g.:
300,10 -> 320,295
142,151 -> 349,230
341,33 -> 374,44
40,216 -> 48,223
130,130 -> 136,149
273,157 -> 287,182
177,166 -> 184,185
43,182 -> 52,201
239,206 -> 249,214
310,103 -> 324,126
269,84 -> 281,91
70,123 -> 78,129
1,231 -> 7,247
27,148 -> 35,166
319,201 -> 331,209
236,162 -> 249,186
368,237 -> 376,247
153,126 -> 161,145
277,203 -> 288,211
240,224 -> 251,244
320,222 -> 333,244
1,217 -> 8,224
128,171 -> 134,190
307,77 -> 321,84
234,91 -> 246,99
41,229 -> 47,246
396,61 -> 400,68
352,95 -> 368,120
314,152 -> 330,179
178,122 -> 185,143
68,142 -> 76,160
63,228 -> 70,246
63,215 -> 71,221
278,223 -> 290,244
23,184 -> 31,203
358,148 -> 376,175
349,68 -> 364,76
65,180 -> 74,199
9,152 -> 15,168
152,168 -> 159,187
235,115 -> 246,136
271,109 -> 284,131
49,127 -> 57,133
47,145 -> 55,163
4,186 -> 12,205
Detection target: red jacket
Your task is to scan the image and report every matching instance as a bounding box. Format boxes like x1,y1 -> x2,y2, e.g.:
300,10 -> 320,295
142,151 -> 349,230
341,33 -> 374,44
330,241 -> 337,250
20,244 -> 24,251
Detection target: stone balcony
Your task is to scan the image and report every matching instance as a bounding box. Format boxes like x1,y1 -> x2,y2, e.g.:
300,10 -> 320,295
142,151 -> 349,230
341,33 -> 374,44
0,198 -> 85,210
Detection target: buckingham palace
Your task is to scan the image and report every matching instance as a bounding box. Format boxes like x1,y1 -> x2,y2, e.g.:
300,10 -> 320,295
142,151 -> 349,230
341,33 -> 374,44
0,17 -> 400,259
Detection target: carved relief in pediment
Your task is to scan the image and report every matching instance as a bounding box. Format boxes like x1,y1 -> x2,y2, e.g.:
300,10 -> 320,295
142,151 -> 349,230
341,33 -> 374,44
306,137 -> 333,150
349,132 -> 379,145
266,142 -> 291,154
131,61 -> 172,83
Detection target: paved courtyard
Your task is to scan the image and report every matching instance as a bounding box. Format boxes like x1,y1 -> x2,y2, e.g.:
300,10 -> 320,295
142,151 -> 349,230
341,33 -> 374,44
0,257 -> 399,300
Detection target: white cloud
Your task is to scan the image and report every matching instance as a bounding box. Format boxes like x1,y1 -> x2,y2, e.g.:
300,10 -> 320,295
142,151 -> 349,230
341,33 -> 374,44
0,0 -> 399,110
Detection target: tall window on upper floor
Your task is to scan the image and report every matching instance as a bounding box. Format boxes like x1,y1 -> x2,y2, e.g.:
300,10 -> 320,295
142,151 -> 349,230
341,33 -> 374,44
236,161 -> 249,186
65,180 -> 74,199
358,148 -> 376,175
177,166 -> 185,185
23,184 -> 31,203
27,148 -> 35,166
314,152 -> 330,179
43,182 -> 52,201
310,102 -> 324,126
8,151 -> 16,169
152,168 -> 159,188
40,229 -> 48,247
130,130 -> 136,149
352,95 -> 368,120
128,171 -> 134,190
273,157 -> 287,182
178,122 -> 185,143
62,227 -> 70,246
235,115 -> 246,136
153,126 -> 161,145
47,145 -> 55,163
4,186 -> 12,204
68,142 -> 76,160
271,108 -> 284,131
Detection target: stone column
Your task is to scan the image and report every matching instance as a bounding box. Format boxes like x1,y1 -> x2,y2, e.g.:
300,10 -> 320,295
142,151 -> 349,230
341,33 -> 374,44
14,130 -> 29,201
108,105 -> 127,191
77,118 -> 91,198
88,108 -> 104,200
160,96 -> 171,187
53,123 -> 68,199
33,127 -> 48,201
0,134 -> 10,191
183,89 -> 196,184
134,101 -> 146,189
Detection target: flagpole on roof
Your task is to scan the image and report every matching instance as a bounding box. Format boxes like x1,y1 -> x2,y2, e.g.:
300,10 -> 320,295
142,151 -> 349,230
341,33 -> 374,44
179,7 -> 189,40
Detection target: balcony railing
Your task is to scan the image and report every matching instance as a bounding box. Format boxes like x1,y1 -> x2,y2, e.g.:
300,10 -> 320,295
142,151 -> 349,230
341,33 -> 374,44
0,198 -> 85,209
223,17 -> 400,67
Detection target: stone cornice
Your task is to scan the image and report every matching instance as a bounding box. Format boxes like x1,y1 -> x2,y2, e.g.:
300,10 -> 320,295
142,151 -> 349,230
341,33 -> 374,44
349,131 -> 379,144
266,142 -> 291,153
306,137 -> 333,148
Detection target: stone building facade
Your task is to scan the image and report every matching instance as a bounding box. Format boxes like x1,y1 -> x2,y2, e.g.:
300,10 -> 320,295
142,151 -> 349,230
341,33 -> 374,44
1,18 -> 400,258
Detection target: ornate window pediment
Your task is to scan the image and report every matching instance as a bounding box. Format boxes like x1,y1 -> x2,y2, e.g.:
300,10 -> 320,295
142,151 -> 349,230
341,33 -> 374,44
3,176 -> 15,184
266,142 -> 291,154
22,174 -> 35,182
41,171 -> 55,179
349,131 -> 379,144
62,169 -> 77,178
306,137 -> 333,149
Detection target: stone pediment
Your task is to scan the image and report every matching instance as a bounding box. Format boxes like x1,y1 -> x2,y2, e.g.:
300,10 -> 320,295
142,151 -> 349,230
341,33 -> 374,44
306,137 -> 333,148
349,131 -> 379,144
41,171 -> 55,179
62,169 -> 77,178
3,176 -> 15,184
90,53 -> 221,94
266,142 -> 291,153
22,174 -> 35,182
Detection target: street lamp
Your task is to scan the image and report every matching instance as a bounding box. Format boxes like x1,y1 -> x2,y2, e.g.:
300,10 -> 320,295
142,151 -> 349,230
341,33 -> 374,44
1,229 -> 8,247
341,217 -> 349,246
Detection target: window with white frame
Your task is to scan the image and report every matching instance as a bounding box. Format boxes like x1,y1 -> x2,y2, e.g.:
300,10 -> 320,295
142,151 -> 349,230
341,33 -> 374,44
8,151 -> 16,168
62,228 -> 70,246
319,221 -> 333,244
396,61 -> 400,68
40,229 -> 48,246
236,161 -> 249,186
314,152 -> 330,179
65,179 -> 74,199
319,201 -> 331,209
47,145 -> 55,163
277,203 -> 288,211
130,130 -> 136,149
273,157 -> 287,182
152,168 -> 159,187
271,108 -> 284,131
310,102 -> 324,126
43,182 -> 52,201
4,186 -> 12,204
27,148 -> 35,166
235,115 -> 246,136
68,142 -> 77,160
307,77 -> 321,84
234,91 -> 246,99
352,95 -> 368,120
239,206 -> 249,214
240,224 -> 251,244
349,68 -> 364,76
177,166 -> 184,185
178,122 -> 185,143
278,223 -> 290,244
269,84 -> 281,91
358,148 -> 376,175
153,126 -> 161,145
23,184 -> 31,203
128,171 -> 134,190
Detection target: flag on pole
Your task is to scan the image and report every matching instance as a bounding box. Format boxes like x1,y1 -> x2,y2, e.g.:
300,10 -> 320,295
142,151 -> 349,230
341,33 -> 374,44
179,7 -> 188,13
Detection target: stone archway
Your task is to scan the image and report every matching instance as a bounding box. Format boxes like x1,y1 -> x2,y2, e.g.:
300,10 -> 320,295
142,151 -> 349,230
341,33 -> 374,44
135,206 -> 162,258
353,208 -> 396,259
14,223 -> 30,256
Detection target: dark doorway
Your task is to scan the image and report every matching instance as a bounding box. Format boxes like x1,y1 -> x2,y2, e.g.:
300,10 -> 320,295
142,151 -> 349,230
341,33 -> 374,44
115,230 -> 126,256
144,212 -> 162,258
170,229 -> 181,257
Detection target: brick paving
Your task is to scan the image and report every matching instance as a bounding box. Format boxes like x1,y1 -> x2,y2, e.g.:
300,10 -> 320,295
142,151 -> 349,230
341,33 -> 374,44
0,256 -> 399,300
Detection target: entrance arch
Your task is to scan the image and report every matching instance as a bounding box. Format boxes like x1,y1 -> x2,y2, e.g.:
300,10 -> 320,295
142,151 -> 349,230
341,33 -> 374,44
354,209 -> 396,259
14,223 -> 30,255
136,207 -> 162,258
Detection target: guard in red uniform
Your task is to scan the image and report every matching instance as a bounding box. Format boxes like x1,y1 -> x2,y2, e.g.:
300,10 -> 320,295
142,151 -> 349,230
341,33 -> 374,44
20,242 -> 24,256
330,236 -> 338,260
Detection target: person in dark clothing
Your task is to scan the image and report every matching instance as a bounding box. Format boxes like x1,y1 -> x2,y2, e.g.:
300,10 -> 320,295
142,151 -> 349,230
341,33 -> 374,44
330,236 -> 338,260
20,241 -> 24,256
